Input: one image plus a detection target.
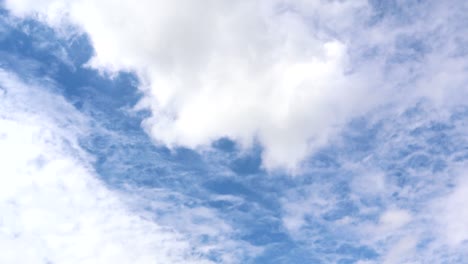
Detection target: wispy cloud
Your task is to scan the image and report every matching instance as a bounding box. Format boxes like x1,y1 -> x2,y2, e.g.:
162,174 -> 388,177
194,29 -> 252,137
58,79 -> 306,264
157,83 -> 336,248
0,68 -> 244,263
278,101 -> 468,262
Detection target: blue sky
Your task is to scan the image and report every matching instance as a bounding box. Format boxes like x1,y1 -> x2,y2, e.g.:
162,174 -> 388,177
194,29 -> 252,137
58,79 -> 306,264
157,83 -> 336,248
0,1 -> 468,263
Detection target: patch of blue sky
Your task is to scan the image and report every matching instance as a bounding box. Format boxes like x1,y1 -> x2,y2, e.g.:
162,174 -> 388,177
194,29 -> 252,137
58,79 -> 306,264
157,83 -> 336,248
368,0 -> 428,25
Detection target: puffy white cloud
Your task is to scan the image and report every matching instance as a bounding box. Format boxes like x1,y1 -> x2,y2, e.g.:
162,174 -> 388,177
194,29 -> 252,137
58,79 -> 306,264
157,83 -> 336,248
0,69 -> 218,263
3,0 -> 379,171
4,0 -> 468,172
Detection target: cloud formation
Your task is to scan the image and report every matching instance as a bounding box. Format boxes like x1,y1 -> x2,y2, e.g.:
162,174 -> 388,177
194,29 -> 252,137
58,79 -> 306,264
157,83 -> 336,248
0,69 -> 218,263
5,0 -> 468,171
2,1 -> 468,262
279,101 -> 468,263
4,0 -> 381,171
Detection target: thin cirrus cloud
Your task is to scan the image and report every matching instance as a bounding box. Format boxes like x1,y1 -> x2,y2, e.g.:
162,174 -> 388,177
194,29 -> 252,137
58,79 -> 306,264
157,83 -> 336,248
0,69 -> 221,264
279,102 -> 468,263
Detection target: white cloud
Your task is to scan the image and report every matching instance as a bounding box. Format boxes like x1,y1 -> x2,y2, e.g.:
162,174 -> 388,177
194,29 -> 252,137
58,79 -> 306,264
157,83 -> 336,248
3,0 -> 381,171
0,69 -> 220,263
4,0 -> 468,172
3,1 -> 468,262
123,187 -> 261,263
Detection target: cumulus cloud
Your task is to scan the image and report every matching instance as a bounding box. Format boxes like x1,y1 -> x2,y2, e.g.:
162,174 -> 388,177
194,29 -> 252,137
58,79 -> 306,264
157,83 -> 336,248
4,0 -> 468,172
3,0 -> 381,171
0,69 -> 221,263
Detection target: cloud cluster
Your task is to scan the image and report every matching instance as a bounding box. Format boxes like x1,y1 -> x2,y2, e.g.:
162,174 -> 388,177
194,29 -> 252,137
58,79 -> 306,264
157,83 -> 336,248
3,0 -> 381,171
0,69 -> 217,263
4,0 -> 468,172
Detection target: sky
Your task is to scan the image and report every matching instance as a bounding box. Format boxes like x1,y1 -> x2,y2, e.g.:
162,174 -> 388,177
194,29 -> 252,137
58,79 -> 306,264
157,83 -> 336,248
0,0 -> 467,263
